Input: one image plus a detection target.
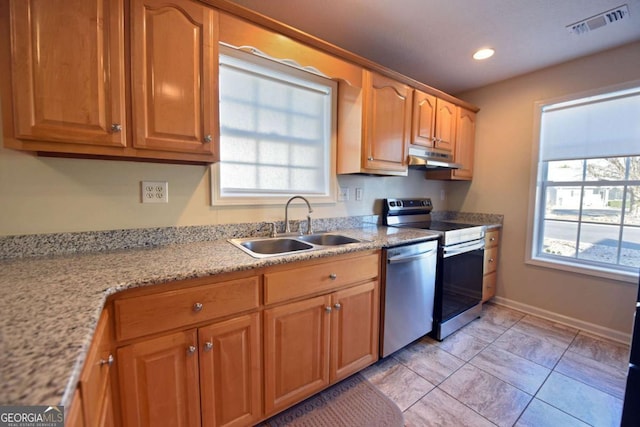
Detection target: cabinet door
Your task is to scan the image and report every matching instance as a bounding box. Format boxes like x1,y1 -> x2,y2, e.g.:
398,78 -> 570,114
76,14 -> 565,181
118,330 -> 201,427
330,281 -> 379,382
131,0 -> 218,157
264,295 -> 331,415
364,72 -> 411,173
434,99 -> 456,152
411,90 -> 436,148
452,107 -> 476,180
199,313 -> 262,427
9,0 -> 126,147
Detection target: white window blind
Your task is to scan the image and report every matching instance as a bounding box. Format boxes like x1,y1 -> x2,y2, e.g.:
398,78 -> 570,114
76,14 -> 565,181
540,88 -> 640,161
213,47 -> 337,205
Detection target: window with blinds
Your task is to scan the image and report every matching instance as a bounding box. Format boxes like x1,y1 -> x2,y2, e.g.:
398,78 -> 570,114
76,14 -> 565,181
529,85 -> 640,279
212,46 -> 337,205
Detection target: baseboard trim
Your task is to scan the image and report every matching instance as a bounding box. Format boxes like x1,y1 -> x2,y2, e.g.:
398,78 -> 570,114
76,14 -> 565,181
491,296 -> 632,345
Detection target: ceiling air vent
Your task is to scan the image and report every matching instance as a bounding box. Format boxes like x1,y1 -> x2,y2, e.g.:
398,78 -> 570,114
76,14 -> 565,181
567,4 -> 630,35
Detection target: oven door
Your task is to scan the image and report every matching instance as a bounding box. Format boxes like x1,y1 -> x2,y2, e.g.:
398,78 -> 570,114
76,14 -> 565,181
439,239 -> 484,323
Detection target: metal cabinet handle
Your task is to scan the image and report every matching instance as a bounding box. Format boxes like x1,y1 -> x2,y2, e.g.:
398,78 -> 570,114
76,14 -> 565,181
329,273 -> 337,280
99,354 -> 114,366
325,306 -> 332,313
187,345 -> 197,355
204,134 -> 212,143
193,303 -> 203,312
334,303 -> 342,311
111,123 -> 122,132
204,342 -> 213,352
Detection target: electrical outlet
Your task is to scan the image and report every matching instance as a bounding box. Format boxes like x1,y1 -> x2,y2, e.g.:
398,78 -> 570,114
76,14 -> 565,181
338,187 -> 350,201
355,188 -> 363,201
142,181 -> 168,203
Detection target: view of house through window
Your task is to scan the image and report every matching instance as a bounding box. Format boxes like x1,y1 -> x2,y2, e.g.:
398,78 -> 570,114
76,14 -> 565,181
531,86 -> 640,276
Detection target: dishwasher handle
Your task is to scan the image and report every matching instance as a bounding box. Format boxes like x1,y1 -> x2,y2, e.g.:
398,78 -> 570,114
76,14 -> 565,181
387,248 -> 437,264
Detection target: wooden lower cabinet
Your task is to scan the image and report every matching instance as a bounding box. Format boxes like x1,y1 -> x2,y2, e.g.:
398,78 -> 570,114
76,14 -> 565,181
264,295 -> 332,415
330,281 -> 379,382
264,281 -> 379,415
482,228 -> 501,302
117,313 -> 262,427
199,313 -> 262,427
118,329 -> 202,427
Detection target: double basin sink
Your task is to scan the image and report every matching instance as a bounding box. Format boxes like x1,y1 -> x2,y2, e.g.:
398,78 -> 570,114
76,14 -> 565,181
229,233 -> 365,258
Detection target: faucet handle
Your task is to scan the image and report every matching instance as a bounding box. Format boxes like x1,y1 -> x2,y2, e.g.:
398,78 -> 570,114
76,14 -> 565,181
269,222 -> 278,238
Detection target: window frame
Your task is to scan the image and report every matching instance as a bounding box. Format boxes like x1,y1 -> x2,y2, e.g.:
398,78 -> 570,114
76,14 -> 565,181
211,45 -> 338,206
526,81 -> 640,283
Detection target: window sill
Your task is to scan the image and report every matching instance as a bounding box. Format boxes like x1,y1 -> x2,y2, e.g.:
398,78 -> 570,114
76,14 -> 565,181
526,256 -> 639,284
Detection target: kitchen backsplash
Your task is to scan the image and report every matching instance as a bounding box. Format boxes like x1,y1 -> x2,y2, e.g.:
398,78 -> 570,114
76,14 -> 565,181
0,212 -> 503,260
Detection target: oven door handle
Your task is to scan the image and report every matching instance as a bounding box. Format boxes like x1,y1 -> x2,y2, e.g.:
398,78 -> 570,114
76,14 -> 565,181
443,240 -> 485,257
387,248 -> 437,264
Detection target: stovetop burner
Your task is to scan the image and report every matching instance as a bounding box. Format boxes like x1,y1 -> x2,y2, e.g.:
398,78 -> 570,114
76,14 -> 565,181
383,198 -> 486,246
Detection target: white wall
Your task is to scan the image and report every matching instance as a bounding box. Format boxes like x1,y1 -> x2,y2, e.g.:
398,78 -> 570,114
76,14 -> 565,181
452,41 -> 640,337
0,125 -> 449,235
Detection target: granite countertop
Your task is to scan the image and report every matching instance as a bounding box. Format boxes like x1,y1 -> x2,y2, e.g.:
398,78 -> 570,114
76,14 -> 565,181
0,225 -> 440,408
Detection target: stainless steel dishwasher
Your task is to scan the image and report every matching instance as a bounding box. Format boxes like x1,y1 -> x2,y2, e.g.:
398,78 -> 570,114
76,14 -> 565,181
380,239 -> 438,357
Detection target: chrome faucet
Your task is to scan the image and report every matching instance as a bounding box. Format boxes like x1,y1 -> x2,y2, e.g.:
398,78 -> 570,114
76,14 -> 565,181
284,196 -> 313,234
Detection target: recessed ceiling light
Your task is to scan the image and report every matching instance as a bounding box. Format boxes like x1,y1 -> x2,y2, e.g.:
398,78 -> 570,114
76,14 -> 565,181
473,48 -> 495,60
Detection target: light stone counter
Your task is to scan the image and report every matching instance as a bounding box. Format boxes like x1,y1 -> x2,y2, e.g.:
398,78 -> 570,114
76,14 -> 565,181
0,225 -> 439,409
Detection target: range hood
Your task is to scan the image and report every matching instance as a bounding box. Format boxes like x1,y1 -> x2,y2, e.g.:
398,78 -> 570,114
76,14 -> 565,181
408,146 -> 462,169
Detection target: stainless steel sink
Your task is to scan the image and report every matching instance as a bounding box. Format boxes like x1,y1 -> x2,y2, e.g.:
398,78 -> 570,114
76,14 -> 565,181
240,238 -> 313,255
229,233 -> 365,258
298,233 -> 361,246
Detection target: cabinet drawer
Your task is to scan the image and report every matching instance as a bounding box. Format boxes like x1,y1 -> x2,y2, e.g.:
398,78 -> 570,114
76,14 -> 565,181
485,229 -> 500,248
114,276 -> 260,341
264,253 -> 379,305
79,309 -> 112,426
483,272 -> 497,302
484,246 -> 498,274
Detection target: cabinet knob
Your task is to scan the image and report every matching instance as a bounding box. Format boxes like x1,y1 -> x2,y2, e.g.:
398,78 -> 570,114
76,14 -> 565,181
187,345 -> 197,355
99,354 -> 114,366
325,306 -> 332,313
193,302 -> 203,312
111,123 -> 122,132
204,342 -> 213,352
334,303 -> 342,311
490,237 -> 496,242
204,134 -> 212,143
329,273 -> 337,280
367,157 -> 374,161
489,258 -> 495,263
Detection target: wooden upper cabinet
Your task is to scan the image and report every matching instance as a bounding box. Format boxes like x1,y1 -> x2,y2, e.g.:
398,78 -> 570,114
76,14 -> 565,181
434,98 -> 456,152
363,71 -> 412,174
9,0 -> 126,147
412,91 -> 457,152
451,107 -> 476,180
131,0 -> 218,158
411,90 -> 436,148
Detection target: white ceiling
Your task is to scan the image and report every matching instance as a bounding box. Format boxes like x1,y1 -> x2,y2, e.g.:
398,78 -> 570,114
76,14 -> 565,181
226,0 -> 640,94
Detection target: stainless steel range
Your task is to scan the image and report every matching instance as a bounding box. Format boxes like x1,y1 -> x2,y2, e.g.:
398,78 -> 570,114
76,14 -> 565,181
383,198 -> 486,340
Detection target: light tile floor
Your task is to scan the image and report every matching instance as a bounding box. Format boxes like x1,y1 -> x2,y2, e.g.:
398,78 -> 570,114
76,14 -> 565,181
361,302 -> 630,427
